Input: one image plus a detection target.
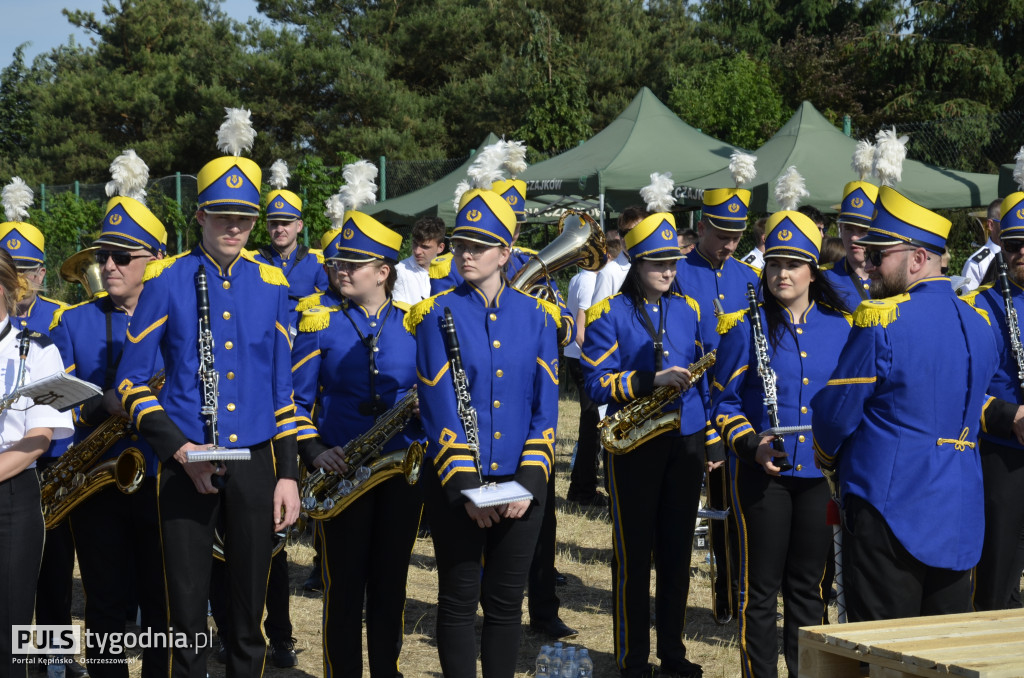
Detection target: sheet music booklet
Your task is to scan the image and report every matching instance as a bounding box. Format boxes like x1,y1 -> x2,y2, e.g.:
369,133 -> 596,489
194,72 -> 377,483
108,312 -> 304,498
462,480 -> 533,508
19,372 -> 103,412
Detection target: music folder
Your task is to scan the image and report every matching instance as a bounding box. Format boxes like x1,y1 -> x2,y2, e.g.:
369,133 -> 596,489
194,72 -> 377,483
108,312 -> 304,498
462,480 -> 533,508
19,372 -> 103,412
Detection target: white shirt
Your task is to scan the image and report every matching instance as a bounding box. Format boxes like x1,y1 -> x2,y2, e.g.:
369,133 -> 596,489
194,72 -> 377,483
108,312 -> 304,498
564,270 -> 597,360
960,239 -> 1000,291
0,320 -> 73,467
740,248 -> 764,269
590,251 -> 631,308
392,255 -> 431,306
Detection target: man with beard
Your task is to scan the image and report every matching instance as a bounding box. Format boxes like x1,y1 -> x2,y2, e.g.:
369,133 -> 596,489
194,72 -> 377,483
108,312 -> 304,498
811,186 -> 998,621
963,191 -> 1024,610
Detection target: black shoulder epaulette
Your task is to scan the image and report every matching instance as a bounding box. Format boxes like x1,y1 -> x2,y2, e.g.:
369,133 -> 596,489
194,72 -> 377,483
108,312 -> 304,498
972,248 -> 994,264
18,328 -> 53,347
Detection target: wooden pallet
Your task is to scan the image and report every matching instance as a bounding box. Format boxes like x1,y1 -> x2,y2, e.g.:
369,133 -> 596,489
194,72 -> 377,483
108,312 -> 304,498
798,608 -> 1024,677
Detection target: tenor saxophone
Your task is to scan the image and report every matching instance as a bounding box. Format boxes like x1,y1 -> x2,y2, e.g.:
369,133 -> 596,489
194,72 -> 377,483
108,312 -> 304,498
599,351 -> 716,454
40,372 -> 165,529
300,388 -> 424,520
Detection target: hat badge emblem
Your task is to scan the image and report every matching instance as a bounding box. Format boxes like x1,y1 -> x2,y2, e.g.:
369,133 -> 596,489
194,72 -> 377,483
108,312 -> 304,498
728,203 -> 740,213
1017,208 -> 1024,220
778,229 -> 793,241
342,228 -> 355,240
506,195 -> 519,206
5,238 -> 20,250
273,200 -> 285,209
109,214 -> 123,226
851,197 -> 864,209
466,210 -> 483,222
661,228 -> 674,241
226,175 -> 244,189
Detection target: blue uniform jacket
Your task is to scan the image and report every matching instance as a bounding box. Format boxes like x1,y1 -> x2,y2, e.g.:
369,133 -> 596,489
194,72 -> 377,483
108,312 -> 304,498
115,246 -> 299,479
254,245 -> 328,302
671,249 -> 760,356
821,257 -> 870,309
811,278 -> 998,570
581,291 -> 721,451
291,297 -> 423,465
407,281 -> 560,506
50,295 -> 162,476
17,295 -> 69,459
967,281 -> 1024,450
712,302 -> 852,479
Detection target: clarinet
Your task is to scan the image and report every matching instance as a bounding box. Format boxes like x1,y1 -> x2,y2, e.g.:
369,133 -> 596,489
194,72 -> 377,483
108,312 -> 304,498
439,308 -> 482,481
996,251 -> 1024,397
0,329 -> 32,413
747,282 -> 793,472
195,265 -> 220,447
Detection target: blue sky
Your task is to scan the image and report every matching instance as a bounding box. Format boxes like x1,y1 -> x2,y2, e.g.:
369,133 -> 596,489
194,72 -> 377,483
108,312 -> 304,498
4,0 -> 260,67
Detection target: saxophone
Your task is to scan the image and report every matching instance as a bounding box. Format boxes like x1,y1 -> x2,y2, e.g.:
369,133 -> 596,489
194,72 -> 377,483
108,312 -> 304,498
599,350 -> 717,454
300,388 -> 424,520
40,372 -> 165,529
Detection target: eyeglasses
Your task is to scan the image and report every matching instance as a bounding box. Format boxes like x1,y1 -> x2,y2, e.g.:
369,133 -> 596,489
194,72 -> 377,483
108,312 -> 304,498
326,260 -> 374,272
451,242 -> 498,258
865,247 -> 915,267
95,250 -> 151,266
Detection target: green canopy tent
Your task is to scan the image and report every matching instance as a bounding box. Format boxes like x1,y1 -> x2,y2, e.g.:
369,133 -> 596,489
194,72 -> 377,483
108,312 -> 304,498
683,102 -> 999,213
519,87 -> 740,214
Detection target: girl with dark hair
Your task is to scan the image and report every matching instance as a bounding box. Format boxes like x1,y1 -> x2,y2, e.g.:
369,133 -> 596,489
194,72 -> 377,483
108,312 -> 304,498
712,210 -> 852,678
582,184 -> 721,678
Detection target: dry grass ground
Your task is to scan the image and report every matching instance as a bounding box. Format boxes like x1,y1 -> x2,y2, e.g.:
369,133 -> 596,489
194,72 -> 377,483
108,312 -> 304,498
58,396 -> 1019,677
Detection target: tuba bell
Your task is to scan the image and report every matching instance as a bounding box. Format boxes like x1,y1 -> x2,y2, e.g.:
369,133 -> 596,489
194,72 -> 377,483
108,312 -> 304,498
510,210 -> 606,298
60,247 -> 103,299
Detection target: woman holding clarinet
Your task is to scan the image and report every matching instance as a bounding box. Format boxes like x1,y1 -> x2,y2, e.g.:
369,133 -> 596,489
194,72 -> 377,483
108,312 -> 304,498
406,181 -> 560,678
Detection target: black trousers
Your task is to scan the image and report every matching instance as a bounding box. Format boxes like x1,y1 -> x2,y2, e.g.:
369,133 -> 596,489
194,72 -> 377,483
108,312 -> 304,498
0,469 -> 43,678
843,494 -> 972,621
34,457 -> 75,629
424,466 -> 544,678
320,473 -> 422,678
212,546 -> 292,645
732,463 -> 831,678
607,433 -> 704,676
527,464 -> 559,623
70,478 -> 166,678
708,462 -> 740,615
566,357 -> 601,499
158,441 -> 276,678
975,439 -> 1024,610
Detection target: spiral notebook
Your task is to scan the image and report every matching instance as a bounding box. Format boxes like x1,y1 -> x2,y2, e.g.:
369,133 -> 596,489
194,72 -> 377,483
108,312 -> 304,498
461,480 -> 533,508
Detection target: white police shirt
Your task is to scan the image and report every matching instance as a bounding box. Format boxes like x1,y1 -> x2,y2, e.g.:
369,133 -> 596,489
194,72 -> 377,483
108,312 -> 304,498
0,319 -> 73,467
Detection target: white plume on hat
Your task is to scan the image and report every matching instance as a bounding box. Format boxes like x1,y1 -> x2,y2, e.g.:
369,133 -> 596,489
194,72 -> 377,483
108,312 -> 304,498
641,172 -> 676,214
852,140 -> 875,181
501,139 -> 528,178
453,180 -> 471,212
269,159 -> 290,190
729,151 -> 757,187
216,108 -> 257,157
104,149 -> 150,204
338,160 -> 378,213
774,166 -> 809,212
1013,146 -> 1024,191
2,177 -> 34,222
324,193 -> 346,228
872,128 -> 909,187
454,141 -> 507,208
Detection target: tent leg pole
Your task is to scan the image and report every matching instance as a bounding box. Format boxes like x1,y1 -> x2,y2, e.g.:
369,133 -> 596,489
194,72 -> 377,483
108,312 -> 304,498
599,193 -> 605,231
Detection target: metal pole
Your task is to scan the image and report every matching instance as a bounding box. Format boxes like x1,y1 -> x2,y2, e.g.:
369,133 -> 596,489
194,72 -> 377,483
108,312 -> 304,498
40,184 -> 46,212
843,115 -> 852,137
379,155 -> 387,201
175,172 -> 183,253
74,181 -> 79,198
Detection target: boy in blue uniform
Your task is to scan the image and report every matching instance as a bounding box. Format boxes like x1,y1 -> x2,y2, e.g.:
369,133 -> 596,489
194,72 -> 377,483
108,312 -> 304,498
812,186 -> 998,621
115,109 -> 300,678
820,180 -> 876,308
50,152 -> 168,677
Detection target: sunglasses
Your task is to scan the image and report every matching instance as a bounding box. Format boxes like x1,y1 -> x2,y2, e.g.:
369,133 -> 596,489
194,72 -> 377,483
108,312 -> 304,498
865,247 -> 915,267
95,250 -> 151,266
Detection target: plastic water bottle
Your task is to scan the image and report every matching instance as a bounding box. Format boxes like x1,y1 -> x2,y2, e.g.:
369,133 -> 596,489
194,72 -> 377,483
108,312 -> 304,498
577,649 -> 593,678
561,647 -> 577,678
535,646 -> 552,678
549,644 -> 563,678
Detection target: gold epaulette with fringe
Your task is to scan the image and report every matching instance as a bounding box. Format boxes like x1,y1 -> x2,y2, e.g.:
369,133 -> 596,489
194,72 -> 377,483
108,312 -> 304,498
241,250 -> 289,286
404,290 -> 454,335
585,295 -> 615,326
428,253 -> 453,279
142,252 -> 188,282
671,292 -> 701,321
534,297 -> 561,325
49,294 -> 105,331
959,282 -> 995,308
295,292 -> 324,313
392,299 -> 411,313
716,308 -> 749,335
310,248 -> 325,264
819,262 -> 834,272
298,305 -> 339,333
38,295 -> 69,309
853,294 -> 909,328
